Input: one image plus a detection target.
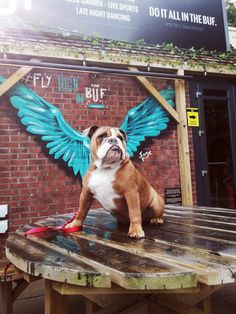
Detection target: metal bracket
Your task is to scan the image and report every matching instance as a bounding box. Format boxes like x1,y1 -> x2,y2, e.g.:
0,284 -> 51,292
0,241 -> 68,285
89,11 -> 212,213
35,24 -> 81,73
198,130 -> 205,137
196,91 -> 202,98
201,170 -> 208,177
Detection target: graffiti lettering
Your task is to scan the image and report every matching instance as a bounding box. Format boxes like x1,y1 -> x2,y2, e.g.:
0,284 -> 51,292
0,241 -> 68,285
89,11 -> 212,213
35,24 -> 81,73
76,94 -> 84,103
139,151 -> 152,162
58,76 -> 79,92
85,84 -> 107,102
22,73 -> 52,88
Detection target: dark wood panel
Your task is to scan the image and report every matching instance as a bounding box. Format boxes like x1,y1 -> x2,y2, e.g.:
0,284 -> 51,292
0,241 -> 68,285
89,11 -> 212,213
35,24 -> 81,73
8,205 -> 236,289
14,225 -> 196,290
6,233 -> 110,288
78,225 -> 236,284
82,210 -> 236,244
164,210 -> 236,223
34,211 -> 236,285
163,215 -> 236,232
36,211 -> 236,256
165,205 -> 236,216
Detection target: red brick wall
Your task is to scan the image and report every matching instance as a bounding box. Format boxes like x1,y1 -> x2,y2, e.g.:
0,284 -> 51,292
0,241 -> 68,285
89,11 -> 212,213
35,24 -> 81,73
0,67 -> 195,258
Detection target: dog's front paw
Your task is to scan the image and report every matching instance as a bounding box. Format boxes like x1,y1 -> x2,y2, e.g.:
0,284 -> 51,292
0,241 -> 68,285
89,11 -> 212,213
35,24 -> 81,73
128,223 -> 145,239
150,217 -> 164,225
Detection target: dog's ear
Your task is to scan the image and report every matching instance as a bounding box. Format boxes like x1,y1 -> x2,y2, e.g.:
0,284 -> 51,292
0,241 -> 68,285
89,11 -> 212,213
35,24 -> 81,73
119,129 -> 127,142
83,125 -> 99,139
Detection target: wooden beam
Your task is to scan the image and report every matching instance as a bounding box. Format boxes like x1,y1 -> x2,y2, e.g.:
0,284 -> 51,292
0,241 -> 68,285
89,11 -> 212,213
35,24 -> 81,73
150,295 -> 205,314
175,70 -> 193,206
176,284 -> 222,306
52,282 -> 199,296
0,281 -> 13,314
0,66 -> 32,97
128,66 -> 180,123
12,279 -> 29,301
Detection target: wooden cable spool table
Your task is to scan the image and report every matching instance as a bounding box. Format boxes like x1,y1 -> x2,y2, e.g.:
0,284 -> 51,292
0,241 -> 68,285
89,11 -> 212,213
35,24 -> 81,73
5,205 -> 236,314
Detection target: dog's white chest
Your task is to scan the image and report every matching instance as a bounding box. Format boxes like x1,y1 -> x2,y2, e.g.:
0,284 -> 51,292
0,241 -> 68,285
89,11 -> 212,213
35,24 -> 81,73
88,167 -> 120,211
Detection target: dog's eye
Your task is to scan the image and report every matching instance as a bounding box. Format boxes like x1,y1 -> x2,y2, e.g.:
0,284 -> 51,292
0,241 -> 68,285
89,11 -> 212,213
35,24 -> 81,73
118,135 -> 123,141
98,134 -> 106,142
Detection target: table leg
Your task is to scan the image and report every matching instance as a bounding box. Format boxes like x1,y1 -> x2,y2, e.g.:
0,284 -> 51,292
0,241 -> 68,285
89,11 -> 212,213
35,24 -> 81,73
86,298 -> 94,314
203,296 -> 211,314
45,280 -> 67,314
0,281 -> 13,314
56,291 -> 68,314
45,280 -> 56,314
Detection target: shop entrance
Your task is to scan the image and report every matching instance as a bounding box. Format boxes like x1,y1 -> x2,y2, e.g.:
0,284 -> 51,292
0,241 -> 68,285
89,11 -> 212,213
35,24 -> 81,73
191,80 -> 236,209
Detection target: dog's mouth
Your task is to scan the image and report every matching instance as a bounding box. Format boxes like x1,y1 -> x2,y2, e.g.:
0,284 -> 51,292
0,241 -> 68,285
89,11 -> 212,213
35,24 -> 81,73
105,145 -> 122,160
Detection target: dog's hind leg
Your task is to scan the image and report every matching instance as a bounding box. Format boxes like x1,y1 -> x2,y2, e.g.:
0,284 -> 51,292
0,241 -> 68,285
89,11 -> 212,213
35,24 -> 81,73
147,189 -> 165,225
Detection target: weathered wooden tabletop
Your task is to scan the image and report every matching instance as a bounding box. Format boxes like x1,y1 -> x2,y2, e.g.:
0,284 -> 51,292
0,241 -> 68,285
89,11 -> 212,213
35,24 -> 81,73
5,205 -> 236,292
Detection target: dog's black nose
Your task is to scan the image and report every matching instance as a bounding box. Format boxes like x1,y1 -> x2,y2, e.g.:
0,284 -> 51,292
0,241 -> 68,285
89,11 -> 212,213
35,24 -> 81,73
108,137 -> 118,144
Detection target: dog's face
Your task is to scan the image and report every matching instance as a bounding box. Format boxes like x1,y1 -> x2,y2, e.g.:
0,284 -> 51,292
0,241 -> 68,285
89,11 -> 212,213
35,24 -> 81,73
84,126 -> 127,168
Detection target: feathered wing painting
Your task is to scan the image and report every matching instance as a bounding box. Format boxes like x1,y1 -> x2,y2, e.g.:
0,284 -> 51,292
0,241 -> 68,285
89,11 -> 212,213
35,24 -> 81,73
0,76 -> 175,177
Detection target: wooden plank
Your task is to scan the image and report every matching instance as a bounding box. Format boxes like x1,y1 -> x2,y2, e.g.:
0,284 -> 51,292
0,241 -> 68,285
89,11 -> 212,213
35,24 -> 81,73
37,211 -> 236,259
83,210 -> 236,246
165,209 -> 236,222
165,213 -> 236,226
154,220 -> 236,243
88,208 -> 236,229
165,204 -> 236,214
15,225 -> 197,290
24,211 -> 236,286
163,214 -> 236,232
128,66 -> 180,123
52,282 -> 199,296
84,211 -> 236,252
175,71 -> 193,206
0,66 -> 32,97
36,211 -> 236,260
5,233 -> 110,288
76,225 -> 236,285
97,209 -> 236,235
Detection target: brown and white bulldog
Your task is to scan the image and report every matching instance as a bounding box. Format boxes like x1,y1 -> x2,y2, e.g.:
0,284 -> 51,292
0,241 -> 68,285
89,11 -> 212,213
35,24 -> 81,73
66,126 -> 164,238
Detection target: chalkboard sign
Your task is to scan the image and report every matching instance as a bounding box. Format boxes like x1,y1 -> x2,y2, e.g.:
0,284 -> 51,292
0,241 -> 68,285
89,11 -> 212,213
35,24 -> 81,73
0,0 -> 229,51
165,188 -> 182,205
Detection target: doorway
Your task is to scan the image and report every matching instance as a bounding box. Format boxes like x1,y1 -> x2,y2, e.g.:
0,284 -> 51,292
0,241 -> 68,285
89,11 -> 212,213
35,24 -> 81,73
190,80 -> 236,209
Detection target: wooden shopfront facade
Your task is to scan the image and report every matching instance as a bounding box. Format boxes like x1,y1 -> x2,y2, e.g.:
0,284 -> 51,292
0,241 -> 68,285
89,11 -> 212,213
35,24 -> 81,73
1,0 -> 236,257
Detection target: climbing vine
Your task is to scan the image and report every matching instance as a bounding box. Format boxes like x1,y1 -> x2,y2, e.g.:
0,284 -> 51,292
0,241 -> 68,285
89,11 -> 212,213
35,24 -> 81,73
77,32 -> 236,73
1,28 -> 236,74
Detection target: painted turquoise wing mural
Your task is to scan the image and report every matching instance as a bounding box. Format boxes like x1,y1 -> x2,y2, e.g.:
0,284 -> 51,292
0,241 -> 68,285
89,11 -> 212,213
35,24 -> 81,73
120,90 -> 175,157
0,76 -> 90,177
0,76 -> 175,176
